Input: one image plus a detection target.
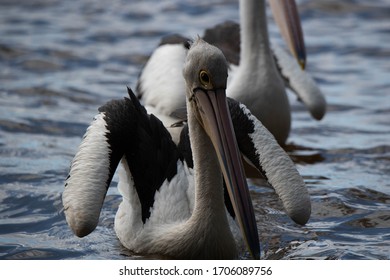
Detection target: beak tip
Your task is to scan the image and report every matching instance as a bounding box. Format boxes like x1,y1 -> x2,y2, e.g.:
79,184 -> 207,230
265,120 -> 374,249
246,234 -> 261,260
296,49 -> 306,70
253,250 -> 260,260
299,58 -> 306,70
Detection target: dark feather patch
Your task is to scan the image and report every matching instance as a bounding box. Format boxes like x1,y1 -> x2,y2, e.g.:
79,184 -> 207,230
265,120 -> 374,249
98,96 -> 137,191
227,98 -> 267,178
99,88 -> 181,223
203,21 -> 241,65
159,34 -> 191,49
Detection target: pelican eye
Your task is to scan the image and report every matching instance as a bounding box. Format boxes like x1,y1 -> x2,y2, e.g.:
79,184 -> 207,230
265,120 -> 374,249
199,70 -> 211,87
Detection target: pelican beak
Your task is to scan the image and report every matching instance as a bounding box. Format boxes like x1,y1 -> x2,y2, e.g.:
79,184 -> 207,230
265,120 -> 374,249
268,0 -> 306,69
194,88 -> 260,260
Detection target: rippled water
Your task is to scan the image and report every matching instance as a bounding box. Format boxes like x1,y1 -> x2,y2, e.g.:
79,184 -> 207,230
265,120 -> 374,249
0,0 -> 389,260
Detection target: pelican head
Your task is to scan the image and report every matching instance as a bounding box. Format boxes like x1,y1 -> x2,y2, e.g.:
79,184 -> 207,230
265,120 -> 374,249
268,0 -> 306,69
183,39 -> 260,259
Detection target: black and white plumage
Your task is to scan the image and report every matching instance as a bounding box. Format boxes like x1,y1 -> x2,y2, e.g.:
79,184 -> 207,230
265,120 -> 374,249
137,0 -> 326,145
63,39 -> 310,260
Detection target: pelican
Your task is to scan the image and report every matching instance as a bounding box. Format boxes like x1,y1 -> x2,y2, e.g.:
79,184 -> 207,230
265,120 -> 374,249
137,0 -> 326,145
62,39 -> 310,259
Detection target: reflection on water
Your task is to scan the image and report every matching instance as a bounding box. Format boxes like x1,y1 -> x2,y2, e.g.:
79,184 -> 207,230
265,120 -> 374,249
0,0 -> 389,259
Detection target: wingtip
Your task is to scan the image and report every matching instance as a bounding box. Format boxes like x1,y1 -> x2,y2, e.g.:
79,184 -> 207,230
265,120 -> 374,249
127,86 -> 146,114
236,103 -> 312,226
127,86 -> 136,98
62,180 -> 104,238
310,95 -> 327,121
289,203 -> 311,226
279,180 -> 312,226
62,200 -> 100,238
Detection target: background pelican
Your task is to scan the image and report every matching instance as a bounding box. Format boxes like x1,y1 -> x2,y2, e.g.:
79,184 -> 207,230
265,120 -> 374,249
62,39 -> 310,259
137,0 -> 326,145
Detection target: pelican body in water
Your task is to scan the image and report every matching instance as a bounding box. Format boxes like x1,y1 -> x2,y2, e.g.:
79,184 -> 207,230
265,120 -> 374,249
137,0 -> 326,145
63,39 -> 310,259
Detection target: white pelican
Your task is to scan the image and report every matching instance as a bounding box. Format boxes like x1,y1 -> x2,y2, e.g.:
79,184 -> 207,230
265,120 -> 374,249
62,39 -> 310,259
137,0 -> 326,145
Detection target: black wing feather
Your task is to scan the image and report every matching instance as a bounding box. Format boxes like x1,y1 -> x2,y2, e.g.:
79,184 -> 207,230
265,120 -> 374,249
99,88 -> 181,223
227,98 -> 267,177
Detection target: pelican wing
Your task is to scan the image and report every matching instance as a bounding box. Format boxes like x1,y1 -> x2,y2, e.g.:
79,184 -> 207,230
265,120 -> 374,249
227,98 -> 311,225
177,98 -> 311,225
62,103 -> 127,237
63,88 -> 180,237
273,45 -> 326,120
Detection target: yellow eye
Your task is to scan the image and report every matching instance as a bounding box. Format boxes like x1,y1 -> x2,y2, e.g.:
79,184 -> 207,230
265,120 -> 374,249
199,70 -> 211,87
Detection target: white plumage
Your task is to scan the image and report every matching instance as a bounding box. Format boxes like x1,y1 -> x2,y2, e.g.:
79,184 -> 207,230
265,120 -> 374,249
63,113 -> 111,237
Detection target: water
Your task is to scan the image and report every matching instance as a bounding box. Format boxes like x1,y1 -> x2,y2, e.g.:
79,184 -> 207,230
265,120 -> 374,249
0,0 -> 389,260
